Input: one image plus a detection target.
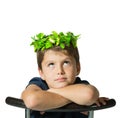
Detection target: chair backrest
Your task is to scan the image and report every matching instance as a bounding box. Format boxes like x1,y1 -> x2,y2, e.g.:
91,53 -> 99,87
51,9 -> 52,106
5,96 -> 116,118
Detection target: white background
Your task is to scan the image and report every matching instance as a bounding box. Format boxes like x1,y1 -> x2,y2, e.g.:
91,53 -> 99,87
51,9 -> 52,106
0,0 -> 119,117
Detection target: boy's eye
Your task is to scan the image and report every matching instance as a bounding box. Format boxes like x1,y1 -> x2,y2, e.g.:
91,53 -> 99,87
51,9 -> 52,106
64,61 -> 70,66
48,63 -> 54,67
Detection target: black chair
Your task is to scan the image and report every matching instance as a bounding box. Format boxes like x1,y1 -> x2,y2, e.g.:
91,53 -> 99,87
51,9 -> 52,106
5,96 -> 116,118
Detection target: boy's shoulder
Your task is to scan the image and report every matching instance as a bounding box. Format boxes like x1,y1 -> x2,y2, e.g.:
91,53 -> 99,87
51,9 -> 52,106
28,77 -> 49,90
75,77 -> 89,85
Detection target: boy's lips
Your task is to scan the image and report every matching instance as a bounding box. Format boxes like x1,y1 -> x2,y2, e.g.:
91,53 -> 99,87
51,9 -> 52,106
55,78 -> 66,82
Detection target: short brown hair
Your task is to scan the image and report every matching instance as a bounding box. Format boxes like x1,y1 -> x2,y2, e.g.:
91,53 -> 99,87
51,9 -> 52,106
37,45 -> 80,70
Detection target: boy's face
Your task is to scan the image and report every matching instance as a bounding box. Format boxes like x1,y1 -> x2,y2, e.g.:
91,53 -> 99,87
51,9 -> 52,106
38,50 -> 80,88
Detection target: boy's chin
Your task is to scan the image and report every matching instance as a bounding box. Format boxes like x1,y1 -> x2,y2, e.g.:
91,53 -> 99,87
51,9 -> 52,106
53,83 -> 69,88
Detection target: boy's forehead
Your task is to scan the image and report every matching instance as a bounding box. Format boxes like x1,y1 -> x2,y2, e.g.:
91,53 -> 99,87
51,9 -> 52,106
43,50 -> 72,60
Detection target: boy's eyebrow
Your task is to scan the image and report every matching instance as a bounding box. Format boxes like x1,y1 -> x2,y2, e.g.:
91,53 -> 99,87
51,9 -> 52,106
63,55 -> 75,60
44,60 -> 54,64
43,59 -> 56,66
63,57 -> 73,60
44,57 -> 73,63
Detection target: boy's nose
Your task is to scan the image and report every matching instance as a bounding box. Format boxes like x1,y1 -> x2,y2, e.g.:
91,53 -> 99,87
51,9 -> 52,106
57,66 -> 65,75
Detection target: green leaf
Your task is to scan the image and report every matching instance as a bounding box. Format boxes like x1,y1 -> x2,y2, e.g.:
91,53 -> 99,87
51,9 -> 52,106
36,33 -> 44,39
48,38 -> 55,44
52,31 -> 58,38
60,43 -> 65,49
56,37 -> 60,46
45,41 -> 53,49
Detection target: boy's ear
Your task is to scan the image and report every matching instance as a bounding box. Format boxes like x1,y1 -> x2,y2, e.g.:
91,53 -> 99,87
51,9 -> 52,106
76,63 -> 81,75
38,67 -> 45,80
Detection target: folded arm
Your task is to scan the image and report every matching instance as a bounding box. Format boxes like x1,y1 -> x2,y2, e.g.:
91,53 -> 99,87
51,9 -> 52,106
21,84 -> 71,111
48,84 -> 99,105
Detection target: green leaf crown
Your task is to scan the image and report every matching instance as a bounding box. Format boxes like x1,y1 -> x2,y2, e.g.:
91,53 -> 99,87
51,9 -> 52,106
30,31 -> 80,52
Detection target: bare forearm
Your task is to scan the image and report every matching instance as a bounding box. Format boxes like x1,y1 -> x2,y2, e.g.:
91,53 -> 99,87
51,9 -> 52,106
48,84 -> 99,105
32,91 -> 71,111
22,88 -> 71,111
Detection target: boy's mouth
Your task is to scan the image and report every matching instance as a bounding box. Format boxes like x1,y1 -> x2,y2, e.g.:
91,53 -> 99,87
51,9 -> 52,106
55,78 -> 66,82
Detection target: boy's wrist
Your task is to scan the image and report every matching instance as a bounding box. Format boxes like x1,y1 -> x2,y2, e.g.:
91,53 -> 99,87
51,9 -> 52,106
47,88 -> 58,93
47,88 -> 71,105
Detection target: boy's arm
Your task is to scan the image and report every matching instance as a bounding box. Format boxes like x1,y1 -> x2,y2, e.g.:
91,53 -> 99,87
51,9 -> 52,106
48,84 -> 99,106
21,84 -> 71,111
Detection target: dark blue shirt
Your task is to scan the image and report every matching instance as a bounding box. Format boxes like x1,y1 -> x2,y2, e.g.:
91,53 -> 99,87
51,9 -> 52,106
28,77 -> 89,118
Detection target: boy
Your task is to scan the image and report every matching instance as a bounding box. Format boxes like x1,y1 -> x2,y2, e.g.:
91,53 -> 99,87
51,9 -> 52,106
21,31 -> 108,118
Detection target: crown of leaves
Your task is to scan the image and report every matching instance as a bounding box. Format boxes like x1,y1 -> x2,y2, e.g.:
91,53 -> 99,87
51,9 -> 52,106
30,31 -> 80,52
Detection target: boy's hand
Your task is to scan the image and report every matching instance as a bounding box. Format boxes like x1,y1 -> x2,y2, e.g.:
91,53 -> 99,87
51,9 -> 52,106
95,97 -> 109,106
81,97 -> 109,116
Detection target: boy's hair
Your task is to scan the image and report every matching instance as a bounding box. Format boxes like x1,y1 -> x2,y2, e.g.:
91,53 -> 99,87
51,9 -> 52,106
37,45 -> 80,70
